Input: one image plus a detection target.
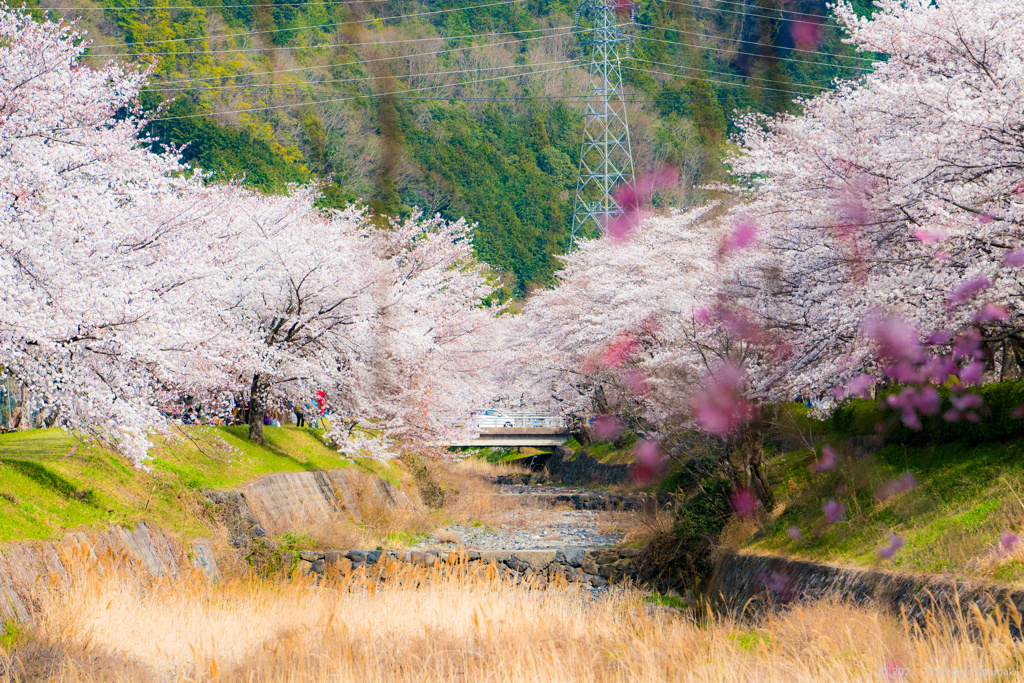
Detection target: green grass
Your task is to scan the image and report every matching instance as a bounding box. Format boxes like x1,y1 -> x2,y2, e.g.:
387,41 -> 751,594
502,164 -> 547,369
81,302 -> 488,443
746,435 -> 1024,582
0,426 -> 382,543
584,436 -> 638,465
645,592 -> 686,609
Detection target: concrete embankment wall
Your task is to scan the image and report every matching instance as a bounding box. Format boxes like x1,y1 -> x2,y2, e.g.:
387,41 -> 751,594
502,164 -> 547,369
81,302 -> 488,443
206,469 -> 416,549
0,523 -> 218,623
711,552 -> 1024,625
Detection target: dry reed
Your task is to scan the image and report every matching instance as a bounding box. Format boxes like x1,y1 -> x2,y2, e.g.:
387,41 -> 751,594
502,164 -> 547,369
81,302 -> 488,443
2,545 -> 1024,682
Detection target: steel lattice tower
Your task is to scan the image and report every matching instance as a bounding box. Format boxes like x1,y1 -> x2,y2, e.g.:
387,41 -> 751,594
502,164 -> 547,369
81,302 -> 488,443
570,0 -> 635,252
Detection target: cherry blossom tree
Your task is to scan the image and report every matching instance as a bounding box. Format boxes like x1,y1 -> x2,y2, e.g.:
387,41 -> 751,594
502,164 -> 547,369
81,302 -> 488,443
209,187 -> 500,456
495,204 -> 727,430
0,4 -> 499,464
724,0 -> 1024,402
0,5 -> 246,463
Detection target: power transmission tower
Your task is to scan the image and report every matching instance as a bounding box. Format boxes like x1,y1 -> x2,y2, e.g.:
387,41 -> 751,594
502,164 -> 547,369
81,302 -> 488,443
570,0 -> 635,252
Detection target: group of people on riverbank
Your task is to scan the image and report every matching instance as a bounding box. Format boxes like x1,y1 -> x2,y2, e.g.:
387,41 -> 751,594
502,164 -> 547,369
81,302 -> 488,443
161,389 -> 330,429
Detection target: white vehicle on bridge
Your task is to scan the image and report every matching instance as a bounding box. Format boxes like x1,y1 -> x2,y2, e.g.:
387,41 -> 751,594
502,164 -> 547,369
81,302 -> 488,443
471,410 -> 565,430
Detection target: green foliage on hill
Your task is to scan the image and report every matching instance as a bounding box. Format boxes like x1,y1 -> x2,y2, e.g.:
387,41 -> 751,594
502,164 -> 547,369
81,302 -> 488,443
142,95 -> 312,193
59,0 -> 873,292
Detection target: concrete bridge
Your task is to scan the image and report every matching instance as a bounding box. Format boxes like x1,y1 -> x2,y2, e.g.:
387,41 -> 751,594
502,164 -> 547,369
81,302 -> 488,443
448,427 -> 570,448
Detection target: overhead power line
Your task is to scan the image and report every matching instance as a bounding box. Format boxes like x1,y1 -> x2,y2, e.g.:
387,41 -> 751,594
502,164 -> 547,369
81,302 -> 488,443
39,0 -> 394,10
635,24 -> 874,71
93,22 -> 581,58
653,0 -> 832,22
143,58 -> 573,92
150,26 -> 584,84
86,0 -> 525,51
151,60 -> 578,119
625,63 -> 819,96
637,16 -> 876,62
631,56 -> 829,90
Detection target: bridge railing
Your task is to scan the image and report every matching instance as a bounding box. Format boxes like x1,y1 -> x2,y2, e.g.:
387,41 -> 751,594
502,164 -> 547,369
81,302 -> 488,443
437,412 -> 567,430
482,413 -> 566,429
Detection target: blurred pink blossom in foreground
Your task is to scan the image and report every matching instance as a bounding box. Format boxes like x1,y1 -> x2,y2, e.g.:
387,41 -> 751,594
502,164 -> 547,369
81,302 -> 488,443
789,19 -> 824,51
884,660 -> 907,681
948,275 -> 991,305
877,472 -> 917,500
973,303 -> 1008,323
606,167 -> 678,240
719,217 -> 758,255
836,373 -> 874,399
632,439 -> 665,483
600,334 -> 639,368
787,525 -> 803,543
592,414 -> 623,441
823,499 -> 847,523
877,534 -> 904,561
731,488 -> 757,518
808,445 -> 839,472
913,228 -> 947,243
1000,531 -> 1020,554
692,363 -> 755,435
1005,250 -> 1024,267
623,369 -> 649,396
864,314 -> 923,364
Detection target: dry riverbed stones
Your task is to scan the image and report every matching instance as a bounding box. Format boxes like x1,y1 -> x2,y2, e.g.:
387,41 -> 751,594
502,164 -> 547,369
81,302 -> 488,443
286,546 -> 641,586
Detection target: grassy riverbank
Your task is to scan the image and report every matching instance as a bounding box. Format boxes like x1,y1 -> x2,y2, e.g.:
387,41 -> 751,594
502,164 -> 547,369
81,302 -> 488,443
739,411 -> 1024,583
0,426 -> 365,542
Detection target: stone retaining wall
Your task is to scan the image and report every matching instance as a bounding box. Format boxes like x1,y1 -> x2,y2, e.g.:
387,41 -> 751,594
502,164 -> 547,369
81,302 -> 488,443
0,523 -> 218,623
503,446 -> 632,488
711,552 -> 1024,628
286,546 -> 642,588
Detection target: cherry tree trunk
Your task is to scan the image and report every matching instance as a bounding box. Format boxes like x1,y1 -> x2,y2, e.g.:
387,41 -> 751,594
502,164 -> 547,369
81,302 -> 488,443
248,372 -> 267,445
741,427 -> 774,511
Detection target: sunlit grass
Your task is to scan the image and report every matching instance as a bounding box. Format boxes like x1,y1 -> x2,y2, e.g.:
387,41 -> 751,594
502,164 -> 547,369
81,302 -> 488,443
749,436 -> 1024,582
0,426 -> 370,542
2,545 -> 1023,682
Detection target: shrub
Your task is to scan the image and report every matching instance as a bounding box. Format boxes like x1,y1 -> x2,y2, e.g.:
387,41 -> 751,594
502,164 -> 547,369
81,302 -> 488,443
829,381 -> 1024,445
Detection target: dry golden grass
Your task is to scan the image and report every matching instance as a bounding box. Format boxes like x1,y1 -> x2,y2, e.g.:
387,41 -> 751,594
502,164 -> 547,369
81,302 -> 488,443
3,545 -> 1024,682
429,458 -> 532,529
598,494 -> 675,546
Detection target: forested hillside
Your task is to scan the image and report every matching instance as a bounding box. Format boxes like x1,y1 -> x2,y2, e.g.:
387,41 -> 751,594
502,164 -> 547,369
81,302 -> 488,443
43,0 -> 874,293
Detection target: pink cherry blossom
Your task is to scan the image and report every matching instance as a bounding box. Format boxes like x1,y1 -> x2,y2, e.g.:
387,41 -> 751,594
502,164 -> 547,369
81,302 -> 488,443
1005,250 -> 1024,267
731,488 -> 757,518
823,499 -> 847,523
693,363 -> 755,436
809,445 -> 839,472
877,534 -> 905,561
592,414 -> 623,441
877,473 -> 918,500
